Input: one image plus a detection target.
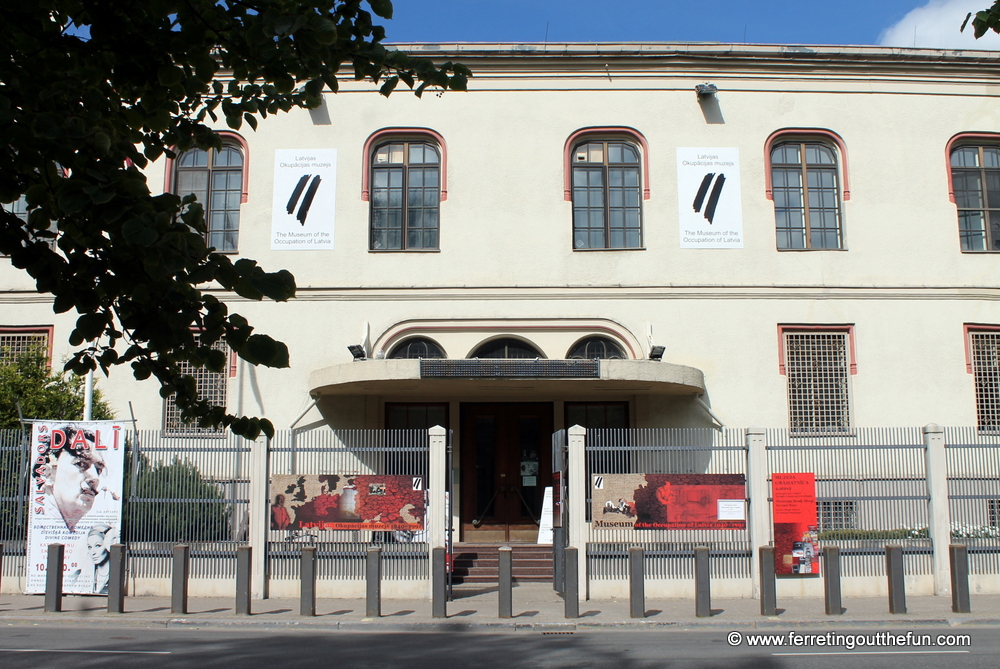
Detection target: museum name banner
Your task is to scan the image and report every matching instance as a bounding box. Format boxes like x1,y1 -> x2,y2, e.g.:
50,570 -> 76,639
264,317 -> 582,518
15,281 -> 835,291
270,474 -> 425,532
25,421 -> 126,595
591,474 -> 746,530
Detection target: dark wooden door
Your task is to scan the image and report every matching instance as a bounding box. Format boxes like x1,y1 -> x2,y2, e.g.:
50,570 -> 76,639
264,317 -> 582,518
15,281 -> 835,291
460,403 -> 553,542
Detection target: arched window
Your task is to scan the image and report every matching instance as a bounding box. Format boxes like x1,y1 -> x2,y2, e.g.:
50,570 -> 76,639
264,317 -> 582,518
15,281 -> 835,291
470,338 -> 543,359
174,144 -> 244,252
387,337 -> 446,359
769,140 -> 844,250
950,142 -> 1000,251
571,140 -> 643,249
368,133 -> 443,251
567,336 -> 626,360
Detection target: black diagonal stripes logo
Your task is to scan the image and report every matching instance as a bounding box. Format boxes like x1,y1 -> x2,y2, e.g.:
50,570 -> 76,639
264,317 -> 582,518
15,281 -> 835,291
692,172 -> 726,224
285,174 -> 321,225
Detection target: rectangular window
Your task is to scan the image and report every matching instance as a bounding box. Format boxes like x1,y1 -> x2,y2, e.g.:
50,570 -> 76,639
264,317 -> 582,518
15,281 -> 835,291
0,328 -> 50,365
970,330 -> 1000,431
989,499 -> 1000,528
782,329 -> 853,434
163,336 -> 229,436
385,402 -> 448,430
816,500 -> 857,531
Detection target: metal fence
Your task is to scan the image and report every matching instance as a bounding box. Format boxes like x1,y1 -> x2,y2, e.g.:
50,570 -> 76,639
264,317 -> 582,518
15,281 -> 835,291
0,429 -> 29,580
765,427 -> 931,578
945,426 -> 1000,575
125,430 -> 252,580
268,429 -> 429,582
585,428 -> 751,580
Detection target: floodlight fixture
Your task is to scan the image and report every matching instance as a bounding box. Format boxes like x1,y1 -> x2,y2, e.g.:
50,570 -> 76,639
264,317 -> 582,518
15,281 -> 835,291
348,344 -> 367,361
696,83 -> 718,98
649,345 -> 665,361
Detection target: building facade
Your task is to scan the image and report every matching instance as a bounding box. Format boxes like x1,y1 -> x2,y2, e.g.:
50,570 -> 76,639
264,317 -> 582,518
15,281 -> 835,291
4,42 -> 1000,550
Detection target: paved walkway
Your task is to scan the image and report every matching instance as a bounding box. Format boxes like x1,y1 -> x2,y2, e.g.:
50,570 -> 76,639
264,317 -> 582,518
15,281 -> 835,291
2,585 -> 999,631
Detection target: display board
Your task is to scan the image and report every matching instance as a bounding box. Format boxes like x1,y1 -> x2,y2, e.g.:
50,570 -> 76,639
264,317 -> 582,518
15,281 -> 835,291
270,474 -> 425,531
772,472 -> 820,576
592,473 -> 746,530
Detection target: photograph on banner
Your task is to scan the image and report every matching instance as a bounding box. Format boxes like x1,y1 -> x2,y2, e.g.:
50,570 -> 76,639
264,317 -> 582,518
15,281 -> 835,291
270,149 -> 337,250
25,421 -> 126,595
591,473 -> 746,530
676,147 -> 744,249
772,472 -> 820,576
270,474 -> 425,531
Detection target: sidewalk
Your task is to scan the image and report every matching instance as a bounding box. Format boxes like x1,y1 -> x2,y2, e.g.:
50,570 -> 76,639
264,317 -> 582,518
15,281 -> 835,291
3,584 -> 999,631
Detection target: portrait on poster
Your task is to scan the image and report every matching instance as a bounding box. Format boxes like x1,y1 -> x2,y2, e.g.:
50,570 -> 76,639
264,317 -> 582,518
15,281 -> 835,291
25,421 -> 126,595
677,147 -> 744,249
591,473 -> 746,530
270,474 -> 425,532
271,149 -> 337,250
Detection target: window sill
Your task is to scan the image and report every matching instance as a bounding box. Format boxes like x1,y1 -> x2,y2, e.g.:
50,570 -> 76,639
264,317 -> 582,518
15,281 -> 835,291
369,248 -> 441,253
572,247 -> 646,252
776,247 -> 848,252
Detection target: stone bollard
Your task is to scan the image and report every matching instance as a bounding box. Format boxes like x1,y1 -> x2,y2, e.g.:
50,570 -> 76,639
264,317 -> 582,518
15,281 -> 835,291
629,547 -> 645,619
366,546 -> 382,618
300,547 -> 317,617
886,545 -> 906,614
171,544 -> 189,614
108,544 -> 127,614
499,546 -> 513,619
44,543 -> 64,613
695,546 -> 711,618
759,546 -> 777,616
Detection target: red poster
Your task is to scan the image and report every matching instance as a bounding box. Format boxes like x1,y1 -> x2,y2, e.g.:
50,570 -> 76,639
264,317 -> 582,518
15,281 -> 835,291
772,472 -> 819,576
591,474 -> 746,530
270,474 -> 425,531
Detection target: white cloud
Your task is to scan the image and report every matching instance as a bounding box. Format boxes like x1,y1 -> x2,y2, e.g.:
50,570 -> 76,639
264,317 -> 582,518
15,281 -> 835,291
879,0 -> 1000,49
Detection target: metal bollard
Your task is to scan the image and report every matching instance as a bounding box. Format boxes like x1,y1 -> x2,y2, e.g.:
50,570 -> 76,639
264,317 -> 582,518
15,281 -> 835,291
629,546 -> 645,619
236,546 -> 252,615
564,546 -> 579,619
823,546 -> 842,615
432,546 -> 447,619
499,546 -> 513,619
553,526 -> 565,594
171,544 -> 189,614
950,544 -> 971,614
300,547 -> 317,617
44,543 -> 64,613
366,546 -> 382,618
759,547 -> 777,616
886,545 -> 906,614
108,544 -> 127,614
695,546 -> 711,618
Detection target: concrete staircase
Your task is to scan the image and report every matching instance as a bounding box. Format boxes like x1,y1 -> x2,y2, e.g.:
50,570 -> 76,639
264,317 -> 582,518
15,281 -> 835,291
451,544 -> 553,584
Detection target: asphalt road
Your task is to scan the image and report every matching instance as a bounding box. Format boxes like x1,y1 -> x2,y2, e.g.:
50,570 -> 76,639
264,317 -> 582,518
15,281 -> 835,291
0,625 -> 995,668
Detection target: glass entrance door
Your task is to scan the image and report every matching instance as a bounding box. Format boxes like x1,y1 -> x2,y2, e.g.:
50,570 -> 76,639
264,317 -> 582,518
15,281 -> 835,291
460,403 -> 553,542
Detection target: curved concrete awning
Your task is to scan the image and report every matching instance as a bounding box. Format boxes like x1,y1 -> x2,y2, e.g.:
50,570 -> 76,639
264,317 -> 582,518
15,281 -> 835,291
308,359 -> 705,398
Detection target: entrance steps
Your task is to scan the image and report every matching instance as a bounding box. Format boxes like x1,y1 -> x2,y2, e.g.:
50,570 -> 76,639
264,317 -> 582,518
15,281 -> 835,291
451,543 -> 553,584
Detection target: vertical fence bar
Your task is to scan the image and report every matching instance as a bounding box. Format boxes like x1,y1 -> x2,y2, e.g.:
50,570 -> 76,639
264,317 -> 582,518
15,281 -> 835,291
108,544 -> 126,613
366,546 -> 381,618
823,546 -> 842,615
171,544 -> 189,614
44,544 -> 63,613
759,547 -> 777,616
887,545 -> 907,614
950,544 -> 971,614
499,546 -> 513,619
629,546 -> 645,619
564,546 -> 579,619
300,547 -> 316,617
695,546 -> 711,617
236,546 -> 252,615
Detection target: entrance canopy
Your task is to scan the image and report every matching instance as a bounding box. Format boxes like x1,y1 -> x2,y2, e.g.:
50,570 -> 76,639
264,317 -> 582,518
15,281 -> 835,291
308,358 -> 705,399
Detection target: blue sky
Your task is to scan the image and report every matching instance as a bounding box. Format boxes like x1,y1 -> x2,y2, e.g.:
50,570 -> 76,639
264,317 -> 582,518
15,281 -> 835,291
381,0 -> 1000,49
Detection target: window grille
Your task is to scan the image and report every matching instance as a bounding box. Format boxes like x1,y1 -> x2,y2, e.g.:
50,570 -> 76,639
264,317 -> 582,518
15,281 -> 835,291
0,330 -> 49,365
163,336 -> 229,436
971,331 -> 1000,431
784,332 -> 851,433
817,500 -> 857,531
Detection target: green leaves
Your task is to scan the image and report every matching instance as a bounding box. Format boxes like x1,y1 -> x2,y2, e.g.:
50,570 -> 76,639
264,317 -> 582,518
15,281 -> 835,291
0,0 -> 468,441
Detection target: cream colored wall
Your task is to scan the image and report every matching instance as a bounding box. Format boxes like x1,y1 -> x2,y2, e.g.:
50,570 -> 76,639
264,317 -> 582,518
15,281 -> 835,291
1,45 -> 998,431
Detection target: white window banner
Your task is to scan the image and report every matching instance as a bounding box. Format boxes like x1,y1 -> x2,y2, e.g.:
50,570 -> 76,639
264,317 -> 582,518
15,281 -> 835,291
271,149 -> 337,250
677,147 -> 744,249
25,421 -> 127,595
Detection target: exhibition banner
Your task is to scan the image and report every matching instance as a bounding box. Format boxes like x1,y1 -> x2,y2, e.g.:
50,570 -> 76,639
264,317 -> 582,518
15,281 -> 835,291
270,149 -> 337,250
270,474 -> 425,531
591,473 -> 746,530
25,421 -> 127,595
676,147 -> 744,249
772,472 -> 820,576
